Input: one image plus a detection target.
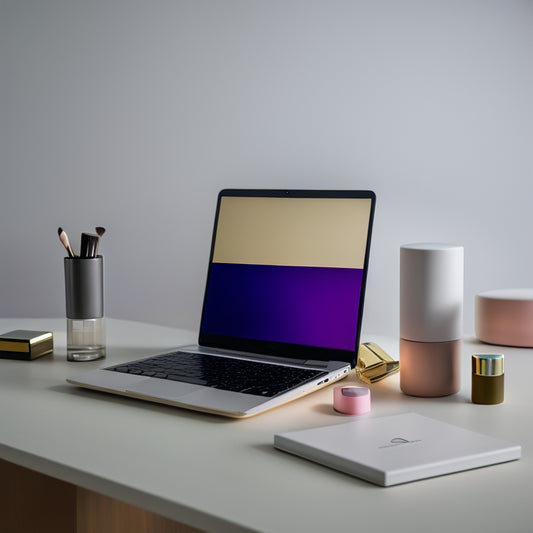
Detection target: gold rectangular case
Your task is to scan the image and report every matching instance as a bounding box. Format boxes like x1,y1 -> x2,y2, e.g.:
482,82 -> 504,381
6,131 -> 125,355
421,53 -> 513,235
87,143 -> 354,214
0,330 -> 53,360
357,342 -> 399,384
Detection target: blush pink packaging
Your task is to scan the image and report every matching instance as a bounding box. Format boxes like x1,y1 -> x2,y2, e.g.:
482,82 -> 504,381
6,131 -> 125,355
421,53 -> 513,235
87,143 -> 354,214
476,289 -> 533,347
333,386 -> 371,415
400,243 -> 464,397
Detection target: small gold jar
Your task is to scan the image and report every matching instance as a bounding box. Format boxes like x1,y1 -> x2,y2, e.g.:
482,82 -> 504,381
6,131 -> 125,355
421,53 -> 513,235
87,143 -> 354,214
471,354 -> 504,405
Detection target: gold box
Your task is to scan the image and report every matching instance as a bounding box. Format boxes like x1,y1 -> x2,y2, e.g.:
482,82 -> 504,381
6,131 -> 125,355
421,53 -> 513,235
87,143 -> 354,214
0,330 -> 53,360
356,342 -> 399,384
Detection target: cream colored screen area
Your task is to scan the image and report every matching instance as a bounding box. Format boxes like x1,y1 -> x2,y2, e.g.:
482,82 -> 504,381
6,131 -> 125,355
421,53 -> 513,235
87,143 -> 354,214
212,197 -> 371,269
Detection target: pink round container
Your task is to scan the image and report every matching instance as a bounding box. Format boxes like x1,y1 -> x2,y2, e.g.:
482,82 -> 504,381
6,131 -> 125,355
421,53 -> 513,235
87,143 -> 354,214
476,289 -> 533,347
333,386 -> 371,415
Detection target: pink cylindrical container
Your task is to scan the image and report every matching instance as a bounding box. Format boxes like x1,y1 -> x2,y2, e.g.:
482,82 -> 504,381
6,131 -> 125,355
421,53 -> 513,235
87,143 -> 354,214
400,243 -> 463,397
476,289 -> 533,347
333,386 -> 371,415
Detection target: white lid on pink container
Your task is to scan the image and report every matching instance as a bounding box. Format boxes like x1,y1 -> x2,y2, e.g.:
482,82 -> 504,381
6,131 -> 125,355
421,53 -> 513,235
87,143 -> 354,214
400,243 -> 464,343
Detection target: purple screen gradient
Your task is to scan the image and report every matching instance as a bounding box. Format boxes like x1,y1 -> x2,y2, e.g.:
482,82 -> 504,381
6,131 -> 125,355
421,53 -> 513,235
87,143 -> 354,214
201,263 -> 363,351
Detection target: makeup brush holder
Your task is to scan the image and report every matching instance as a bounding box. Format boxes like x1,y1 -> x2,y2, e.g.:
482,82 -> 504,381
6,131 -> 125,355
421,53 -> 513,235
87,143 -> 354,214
64,256 -> 106,361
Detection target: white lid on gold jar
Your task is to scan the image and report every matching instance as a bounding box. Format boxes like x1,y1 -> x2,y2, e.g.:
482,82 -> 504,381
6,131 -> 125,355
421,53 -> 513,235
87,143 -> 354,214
472,353 -> 504,377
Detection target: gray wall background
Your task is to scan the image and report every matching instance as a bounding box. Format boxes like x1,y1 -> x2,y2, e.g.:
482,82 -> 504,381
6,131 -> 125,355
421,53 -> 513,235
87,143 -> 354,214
2,0 -> 532,339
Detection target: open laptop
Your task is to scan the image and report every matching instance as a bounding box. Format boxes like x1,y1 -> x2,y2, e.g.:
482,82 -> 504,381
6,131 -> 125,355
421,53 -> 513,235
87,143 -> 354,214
67,189 -> 376,418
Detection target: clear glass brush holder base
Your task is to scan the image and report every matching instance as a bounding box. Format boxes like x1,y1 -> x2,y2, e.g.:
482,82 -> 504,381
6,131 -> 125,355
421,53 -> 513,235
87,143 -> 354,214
67,318 -> 106,361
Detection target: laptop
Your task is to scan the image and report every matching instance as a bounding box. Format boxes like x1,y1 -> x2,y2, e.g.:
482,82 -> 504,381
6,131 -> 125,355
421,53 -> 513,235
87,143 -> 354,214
67,189 -> 376,418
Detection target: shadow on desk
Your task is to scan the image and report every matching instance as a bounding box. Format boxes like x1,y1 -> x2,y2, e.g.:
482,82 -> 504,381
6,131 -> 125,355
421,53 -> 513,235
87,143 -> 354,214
50,383 -> 235,425
254,442 -> 384,491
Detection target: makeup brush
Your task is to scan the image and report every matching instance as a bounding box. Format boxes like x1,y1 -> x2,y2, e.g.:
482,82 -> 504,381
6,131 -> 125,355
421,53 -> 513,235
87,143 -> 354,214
94,226 -> 106,256
80,233 -> 100,258
58,227 -> 75,258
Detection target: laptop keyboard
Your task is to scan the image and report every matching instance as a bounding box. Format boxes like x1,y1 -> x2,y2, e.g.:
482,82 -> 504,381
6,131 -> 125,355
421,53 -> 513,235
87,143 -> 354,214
107,351 -> 328,398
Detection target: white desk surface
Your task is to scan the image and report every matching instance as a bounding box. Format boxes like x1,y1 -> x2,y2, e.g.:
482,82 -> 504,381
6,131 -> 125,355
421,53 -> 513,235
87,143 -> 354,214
0,318 -> 531,533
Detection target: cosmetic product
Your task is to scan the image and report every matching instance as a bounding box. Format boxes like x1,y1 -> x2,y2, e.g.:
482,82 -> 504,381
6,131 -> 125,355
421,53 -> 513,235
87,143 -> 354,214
472,354 -> 504,404
64,256 -> 106,361
476,289 -> 533,347
400,243 -> 464,397
0,330 -> 53,360
80,233 -> 100,258
357,342 -> 399,384
333,386 -> 371,415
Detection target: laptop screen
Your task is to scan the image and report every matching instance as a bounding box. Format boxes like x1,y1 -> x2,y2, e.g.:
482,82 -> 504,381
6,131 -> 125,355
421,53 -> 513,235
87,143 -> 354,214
199,190 -> 375,367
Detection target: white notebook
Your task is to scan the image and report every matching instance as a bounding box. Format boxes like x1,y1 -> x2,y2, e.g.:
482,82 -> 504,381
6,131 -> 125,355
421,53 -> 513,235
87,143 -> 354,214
274,412 -> 521,486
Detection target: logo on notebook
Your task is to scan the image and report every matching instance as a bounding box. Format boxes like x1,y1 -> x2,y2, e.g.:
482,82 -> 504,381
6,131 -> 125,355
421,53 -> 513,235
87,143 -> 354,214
378,437 -> 422,449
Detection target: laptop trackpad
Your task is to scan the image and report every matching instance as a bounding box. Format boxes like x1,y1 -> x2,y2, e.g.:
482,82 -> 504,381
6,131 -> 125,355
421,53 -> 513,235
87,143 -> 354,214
177,388 -> 267,414
126,378 -> 202,400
